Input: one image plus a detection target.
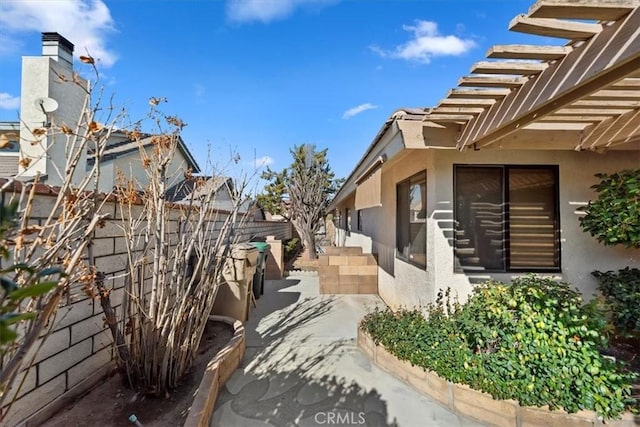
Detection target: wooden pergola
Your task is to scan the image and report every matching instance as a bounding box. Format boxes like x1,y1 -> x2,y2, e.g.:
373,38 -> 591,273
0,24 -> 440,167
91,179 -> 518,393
423,0 -> 640,151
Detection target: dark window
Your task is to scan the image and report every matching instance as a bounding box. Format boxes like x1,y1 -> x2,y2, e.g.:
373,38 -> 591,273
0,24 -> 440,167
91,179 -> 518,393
345,208 -> 351,235
356,210 -> 363,231
454,165 -> 559,272
396,171 -> 427,268
0,138 -> 19,153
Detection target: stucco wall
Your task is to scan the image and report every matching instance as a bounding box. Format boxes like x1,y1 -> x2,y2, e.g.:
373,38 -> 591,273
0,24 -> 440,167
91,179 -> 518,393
334,148 -> 640,310
20,56 -> 87,185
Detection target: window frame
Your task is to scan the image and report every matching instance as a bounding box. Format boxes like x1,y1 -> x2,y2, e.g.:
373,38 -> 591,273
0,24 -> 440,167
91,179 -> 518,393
396,170 -> 427,269
453,164 -> 561,273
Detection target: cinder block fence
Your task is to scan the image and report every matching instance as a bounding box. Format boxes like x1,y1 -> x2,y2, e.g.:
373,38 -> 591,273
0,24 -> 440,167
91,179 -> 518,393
1,184 -> 292,426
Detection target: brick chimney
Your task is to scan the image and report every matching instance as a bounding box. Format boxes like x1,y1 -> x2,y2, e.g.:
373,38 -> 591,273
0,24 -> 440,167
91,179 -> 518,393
41,32 -> 74,69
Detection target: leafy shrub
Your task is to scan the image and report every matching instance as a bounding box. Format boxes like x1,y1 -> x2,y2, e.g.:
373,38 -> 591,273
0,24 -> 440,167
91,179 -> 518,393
579,169 -> 640,248
361,275 -> 637,419
593,268 -> 640,336
284,237 -> 300,261
0,203 -> 65,351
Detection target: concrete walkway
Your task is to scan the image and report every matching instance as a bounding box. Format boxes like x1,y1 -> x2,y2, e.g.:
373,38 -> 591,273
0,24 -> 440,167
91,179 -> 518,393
212,273 -> 484,427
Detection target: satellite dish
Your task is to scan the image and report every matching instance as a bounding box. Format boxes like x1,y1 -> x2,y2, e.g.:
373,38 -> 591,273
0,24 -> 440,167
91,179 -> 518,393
35,97 -> 59,114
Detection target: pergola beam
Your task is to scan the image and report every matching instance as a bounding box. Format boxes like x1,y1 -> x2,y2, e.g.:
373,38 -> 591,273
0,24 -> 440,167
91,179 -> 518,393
448,88 -> 512,98
528,0 -> 638,21
510,15 -> 602,39
580,109 -> 640,149
439,98 -> 496,107
459,7 -> 640,149
458,76 -> 528,88
487,44 -> 572,60
423,114 -> 475,122
471,61 -> 547,75
432,107 -> 487,114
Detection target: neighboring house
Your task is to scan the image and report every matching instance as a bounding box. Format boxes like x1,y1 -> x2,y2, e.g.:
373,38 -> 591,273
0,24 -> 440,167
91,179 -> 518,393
0,122 -> 20,177
166,175 -> 261,218
1,32 -> 199,192
87,130 -> 200,192
329,0 -> 640,309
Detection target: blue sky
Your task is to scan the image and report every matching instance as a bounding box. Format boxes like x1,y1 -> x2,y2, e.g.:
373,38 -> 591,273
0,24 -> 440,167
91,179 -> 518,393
0,0 -> 547,185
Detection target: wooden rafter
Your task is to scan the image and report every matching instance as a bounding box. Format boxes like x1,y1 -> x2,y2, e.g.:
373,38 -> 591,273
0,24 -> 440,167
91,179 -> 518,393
423,114 -> 474,122
448,88 -> 512,98
439,98 -> 496,107
528,0 -> 638,21
432,107 -> 487,114
471,61 -> 547,75
587,90 -> 640,99
570,99 -> 640,108
579,109 -> 640,149
510,15 -> 602,39
458,76 -> 528,88
540,114 -> 612,122
555,108 -> 632,115
458,6 -> 640,149
487,44 -> 572,60
524,122 -> 588,130
610,78 -> 640,90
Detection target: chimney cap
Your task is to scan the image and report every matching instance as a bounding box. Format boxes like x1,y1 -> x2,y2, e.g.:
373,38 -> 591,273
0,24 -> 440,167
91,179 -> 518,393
41,32 -> 74,53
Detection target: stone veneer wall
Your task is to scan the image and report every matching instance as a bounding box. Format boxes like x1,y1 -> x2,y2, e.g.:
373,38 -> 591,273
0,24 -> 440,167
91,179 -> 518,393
1,183 -> 292,426
318,247 -> 378,294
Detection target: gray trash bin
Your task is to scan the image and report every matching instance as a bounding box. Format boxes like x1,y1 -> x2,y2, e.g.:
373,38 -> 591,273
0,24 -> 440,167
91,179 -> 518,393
250,241 -> 271,299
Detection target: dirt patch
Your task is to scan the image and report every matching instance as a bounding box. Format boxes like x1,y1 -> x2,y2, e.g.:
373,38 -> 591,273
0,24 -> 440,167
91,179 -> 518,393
43,320 -> 234,427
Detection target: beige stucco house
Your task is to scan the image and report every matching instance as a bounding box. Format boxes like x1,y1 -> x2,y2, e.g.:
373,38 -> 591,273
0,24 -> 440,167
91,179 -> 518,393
329,0 -> 640,309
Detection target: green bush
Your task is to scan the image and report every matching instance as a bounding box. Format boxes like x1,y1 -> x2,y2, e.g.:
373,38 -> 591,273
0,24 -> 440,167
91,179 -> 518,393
283,237 -> 300,261
579,169 -> 640,248
593,268 -> 640,336
361,275 -> 637,419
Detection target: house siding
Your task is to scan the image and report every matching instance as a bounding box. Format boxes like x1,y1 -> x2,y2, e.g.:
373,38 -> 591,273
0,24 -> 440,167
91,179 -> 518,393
0,155 -> 18,177
334,148 -> 640,311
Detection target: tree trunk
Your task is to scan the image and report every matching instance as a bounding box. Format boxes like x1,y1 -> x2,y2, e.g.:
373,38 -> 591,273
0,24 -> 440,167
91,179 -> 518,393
292,220 -> 317,260
304,232 -> 318,260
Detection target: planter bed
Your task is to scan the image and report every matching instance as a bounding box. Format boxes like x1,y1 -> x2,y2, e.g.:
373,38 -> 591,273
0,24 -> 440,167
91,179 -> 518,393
357,328 -> 638,427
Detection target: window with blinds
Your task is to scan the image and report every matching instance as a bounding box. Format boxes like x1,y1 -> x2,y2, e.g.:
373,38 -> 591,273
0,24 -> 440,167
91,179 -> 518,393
454,165 -> 560,272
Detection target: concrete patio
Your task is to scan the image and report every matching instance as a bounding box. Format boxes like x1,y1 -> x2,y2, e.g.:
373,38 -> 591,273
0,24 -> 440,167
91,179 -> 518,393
212,272 -> 484,426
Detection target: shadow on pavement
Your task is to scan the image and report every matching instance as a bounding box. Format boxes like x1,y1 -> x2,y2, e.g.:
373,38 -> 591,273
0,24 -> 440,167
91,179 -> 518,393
214,278 -> 398,426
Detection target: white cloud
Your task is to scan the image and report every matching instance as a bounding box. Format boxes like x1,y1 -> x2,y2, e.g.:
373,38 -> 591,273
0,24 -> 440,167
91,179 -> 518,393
343,103 -> 378,119
248,156 -> 274,168
226,0 -> 337,23
371,20 -> 476,64
0,0 -> 117,67
0,93 -> 21,110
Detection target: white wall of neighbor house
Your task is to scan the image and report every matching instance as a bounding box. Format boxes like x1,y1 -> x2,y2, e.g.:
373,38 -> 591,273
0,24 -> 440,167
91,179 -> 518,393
20,56 -> 88,186
109,146 -> 191,193
1,190 -> 293,426
335,148 -> 640,311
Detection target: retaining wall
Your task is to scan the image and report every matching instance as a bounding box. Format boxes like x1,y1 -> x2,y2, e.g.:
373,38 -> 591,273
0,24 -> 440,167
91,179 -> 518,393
357,328 -> 639,427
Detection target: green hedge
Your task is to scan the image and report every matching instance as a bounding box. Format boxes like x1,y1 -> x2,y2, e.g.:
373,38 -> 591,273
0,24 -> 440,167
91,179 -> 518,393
593,267 -> 640,336
579,169 -> 640,249
360,276 -> 637,419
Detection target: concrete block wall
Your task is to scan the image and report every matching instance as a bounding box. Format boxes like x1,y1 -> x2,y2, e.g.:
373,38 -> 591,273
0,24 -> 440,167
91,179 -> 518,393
1,185 -> 294,425
265,236 -> 283,280
318,247 -> 378,294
